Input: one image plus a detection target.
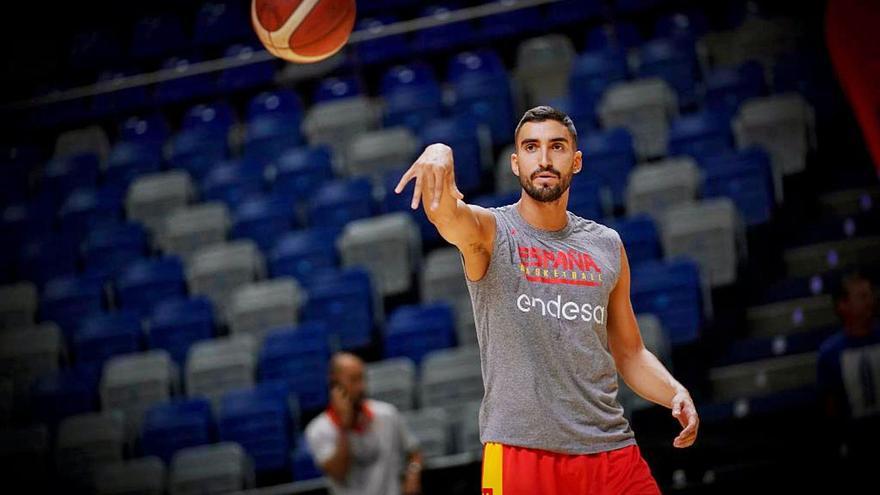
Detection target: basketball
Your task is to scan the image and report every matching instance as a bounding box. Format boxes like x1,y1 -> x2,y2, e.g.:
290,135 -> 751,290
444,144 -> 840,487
251,0 -> 356,64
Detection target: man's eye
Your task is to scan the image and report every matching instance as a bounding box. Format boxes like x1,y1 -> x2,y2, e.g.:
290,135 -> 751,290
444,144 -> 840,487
553,144 -> 564,151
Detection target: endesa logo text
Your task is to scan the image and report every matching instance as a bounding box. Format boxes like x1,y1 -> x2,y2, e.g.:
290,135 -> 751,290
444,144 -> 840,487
517,245 -> 603,287
516,293 -> 606,324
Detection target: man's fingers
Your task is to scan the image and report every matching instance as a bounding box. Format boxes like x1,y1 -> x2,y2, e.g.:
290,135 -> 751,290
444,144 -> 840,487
411,173 -> 423,210
431,168 -> 444,210
395,166 -> 416,194
423,172 -> 436,210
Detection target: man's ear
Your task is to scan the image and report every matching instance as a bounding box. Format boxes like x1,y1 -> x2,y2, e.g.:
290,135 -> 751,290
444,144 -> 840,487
510,152 -> 520,177
573,150 -> 583,174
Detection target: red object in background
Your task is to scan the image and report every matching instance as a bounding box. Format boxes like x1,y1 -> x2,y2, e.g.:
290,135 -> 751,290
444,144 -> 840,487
252,0 -> 356,64
826,0 -> 880,174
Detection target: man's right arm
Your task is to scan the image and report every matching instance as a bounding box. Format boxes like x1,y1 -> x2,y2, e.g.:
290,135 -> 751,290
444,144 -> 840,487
395,144 -> 496,281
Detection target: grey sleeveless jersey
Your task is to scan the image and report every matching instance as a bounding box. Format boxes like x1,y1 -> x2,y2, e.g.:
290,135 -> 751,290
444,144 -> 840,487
465,204 -> 636,454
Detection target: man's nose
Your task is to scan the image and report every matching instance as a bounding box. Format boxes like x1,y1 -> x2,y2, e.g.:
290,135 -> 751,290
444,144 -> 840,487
539,146 -> 552,167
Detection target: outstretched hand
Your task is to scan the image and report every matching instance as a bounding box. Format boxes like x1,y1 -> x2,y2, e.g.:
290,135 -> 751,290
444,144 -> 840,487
671,389 -> 699,448
394,144 -> 464,211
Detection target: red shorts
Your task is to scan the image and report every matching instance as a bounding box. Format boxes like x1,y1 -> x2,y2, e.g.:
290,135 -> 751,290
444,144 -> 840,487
481,442 -> 661,495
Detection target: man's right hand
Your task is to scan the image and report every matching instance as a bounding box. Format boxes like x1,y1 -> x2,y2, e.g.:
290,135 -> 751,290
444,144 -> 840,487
394,143 -> 464,212
331,384 -> 354,430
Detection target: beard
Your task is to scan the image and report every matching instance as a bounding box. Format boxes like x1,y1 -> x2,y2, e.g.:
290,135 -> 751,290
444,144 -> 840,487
519,167 -> 573,203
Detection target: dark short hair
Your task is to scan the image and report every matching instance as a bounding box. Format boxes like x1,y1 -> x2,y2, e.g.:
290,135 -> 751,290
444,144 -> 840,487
831,270 -> 875,304
514,106 -> 578,147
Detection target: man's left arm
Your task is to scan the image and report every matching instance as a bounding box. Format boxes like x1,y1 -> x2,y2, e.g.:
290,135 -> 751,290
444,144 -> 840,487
606,244 -> 700,448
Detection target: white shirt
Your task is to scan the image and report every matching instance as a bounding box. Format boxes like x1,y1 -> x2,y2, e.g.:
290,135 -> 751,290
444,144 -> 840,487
305,399 -> 418,495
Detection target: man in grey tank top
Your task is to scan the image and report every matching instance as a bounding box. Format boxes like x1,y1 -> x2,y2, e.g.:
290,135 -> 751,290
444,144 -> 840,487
395,106 -> 700,494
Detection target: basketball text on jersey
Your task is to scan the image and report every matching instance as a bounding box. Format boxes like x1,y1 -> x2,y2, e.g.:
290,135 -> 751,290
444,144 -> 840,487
517,245 -> 604,286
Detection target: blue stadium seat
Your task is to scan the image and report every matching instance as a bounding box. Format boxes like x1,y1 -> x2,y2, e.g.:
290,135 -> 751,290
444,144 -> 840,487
242,115 -> 303,163
58,185 -> 125,241
130,14 -> 188,60
2,196 -> 57,247
218,44 -> 276,93
141,397 -> 214,463
116,257 -> 187,316
269,227 -> 340,283
0,144 -> 40,205
40,272 -> 106,340
411,5 -> 476,53
167,128 -> 229,181
704,61 -> 765,117
586,22 -> 642,52
381,168 -> 439,245
73,310 -> 142,366
69,29 -> 122,70
92,70 -> 151,117
567,177 -> 604,220
183,102 -> 236,135
231,194 -> 298,252
120,114 -> 170,145
194,0 -> 251,48
419,116 -> 483,194
382,63 -> 444,131
147,296 -> 215,366
30,365 -> 100,427
581,127 -> 636,209
105,140 -> 164,188
637,38 -> 700,107
384,303 -> 455,365
291,438 -> 323,481
259,322 -> 331,413
477,1 -> 541,41
154,56 -> 216,105
354,16 -> 409,65
200,159 -> 267,209
568,49 -> 629,129
448,50 -> 515,145
631,259 -> 702,346
247,89 -> 303,123
545,0 -> 603,29
41,152 -> 100,203
301,269 -> 374,350
607,215 -> 662,267
271,146 -> 334,203
654,10 -> 710,41
668,111 -> 733,158
18,235 -> 79,287
82,222 -> 148,277
218,381 -> 292,472
306,178 -> 376,228
615,0 -> 663,14
472,191 -> 520,209
698,147 -> 775,226
313,75 -> 365,103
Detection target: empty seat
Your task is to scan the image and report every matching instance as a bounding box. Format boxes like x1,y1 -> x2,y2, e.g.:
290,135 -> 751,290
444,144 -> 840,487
302,97 -> 380,168
346,127 -> 419,179
142,397 -> 214,463
258,322 -> 331,412
55,412 -> 125,490
193,0 -> 251,48
420,346 -> 483,409
153,56 -> 216,105
0,322 -> 63,390
148,297 -> 215,365
703,61 -> 765,117
699,147 -> 776,225
631,259 -> 703,346
402,407 -> 450,459
100,349 -> 178,438
313,75 -> 364,103
95,456 -> 166,495
448,49 -> 515,145
365,357 -> 417,412
54,124 -> 110,163
635,37 -> 700,107
218,44 -> 276,94
784,236 -> 880,278
73,311 -> 143,366
242,114 -> 303,164
186,240 -> 265,320
159,202 -> 231,261
421,247 -> 475,346
271,146 -> 335,204
607,215 -> 662,267
494,144 -> 519,194
746,295 -> 838,339
228,278 -> 303,342
41,273 -> 106,338
116,257 -> 187,316
598,78 -> 678,159
268,227 -> 340,283
514,35 -> 576,109
169,442 -> 255,495
306,177 -> 376,228
385,303 -> 455,365
41,152 -> 101,205
17,234 -> 80,287
186,335 -> 256,405
166,129 -> 230,181
581,127 -> 637,208
732,93 -> 816,179
218,381 -> 292,473
338,212 -> 421,297
567,49 -> 629,129
231,194 -> 298,252
200,159 -> 266,210
586,22 -> 642,52
105,140 -> 163,188
568,176 -> 605,220
668,110 -> 733,158
301,269 -> 378,351
82,222 -> 149,276
125,171 -> 194,234
247,89 -> 303,123
411,5 -> 476,53
382,62 -> 444,132
354,15 -> 409,65
130,14 -> 187,60
625,156 -> 700,222
0,281 -> 37,329
659,198 -> 744,287
709,352 -> 817,403
30,365 -> 100,426
119,113 -> 170,145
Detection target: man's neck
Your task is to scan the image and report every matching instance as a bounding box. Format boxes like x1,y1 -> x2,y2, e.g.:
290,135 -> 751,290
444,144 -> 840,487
517,192 -> 569,231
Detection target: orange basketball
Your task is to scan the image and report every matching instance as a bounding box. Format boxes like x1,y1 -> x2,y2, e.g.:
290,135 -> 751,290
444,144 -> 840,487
251,0 -> 357,64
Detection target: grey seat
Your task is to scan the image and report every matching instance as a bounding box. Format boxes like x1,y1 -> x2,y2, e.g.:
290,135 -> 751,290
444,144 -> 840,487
126,170 -> 195,234
55,412 -> 126,490
54,124 -> 110,163
346,127 -> 419,180
659,198 -> 745,288
784,236 -> 880,278
818,186 -> 880,217
421,247 -> 475,347
420,346 -> 483,409
185,335 -> 256,407
597,78 -> 678,160
169,442 -> 255,495
698,16 -> 800,73
100,350 -> 178,439
186,240 -> 265,321
302,96 -> 381,170
0,282 -> 38,330
402,407 -> 451,459
0,322 -> 64,391
228,277 -> 303,343
514,35 -> 576,110
746,295 -> 838,339
625,157 -> 700,222
338,212 -> 421,297
95,456 -> 166,495
159,202 -> 230,261
494,144 -> 519,195
366,357 -> 417,412
708,352 -> 817,403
